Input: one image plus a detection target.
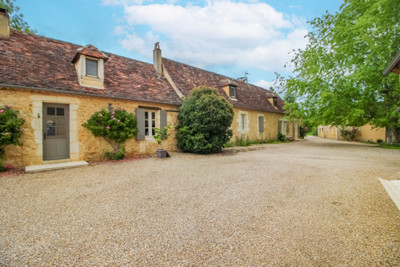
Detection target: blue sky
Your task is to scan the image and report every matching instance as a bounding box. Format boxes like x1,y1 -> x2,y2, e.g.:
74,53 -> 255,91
16,0 -> 342,90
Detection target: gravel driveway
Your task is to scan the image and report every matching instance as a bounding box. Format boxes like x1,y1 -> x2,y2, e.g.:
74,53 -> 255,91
1,137 -> 400,266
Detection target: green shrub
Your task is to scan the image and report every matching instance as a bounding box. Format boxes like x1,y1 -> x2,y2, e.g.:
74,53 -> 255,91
299,126 -> 309,139
0,106 -> 25,171
377,139 -> 383,144
105,146 -> 125,160
153,126 -> 171,149
176,87 -> 234,154
82,108 -> 137,160
277,132 -> 286,142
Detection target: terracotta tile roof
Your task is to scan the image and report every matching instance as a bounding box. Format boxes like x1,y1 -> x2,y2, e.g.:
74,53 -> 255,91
162,58 -> 284,113
0,30 -> 181,106
72,44 -> 109,63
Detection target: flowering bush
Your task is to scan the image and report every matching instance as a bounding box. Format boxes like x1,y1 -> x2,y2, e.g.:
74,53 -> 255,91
0,106 -> 25,171
82,108 -> 137,160
340,127 -> 359,141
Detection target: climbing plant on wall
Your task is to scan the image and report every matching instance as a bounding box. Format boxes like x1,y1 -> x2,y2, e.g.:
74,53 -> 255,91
0,105 -> 25,171
82,108 -> 137,160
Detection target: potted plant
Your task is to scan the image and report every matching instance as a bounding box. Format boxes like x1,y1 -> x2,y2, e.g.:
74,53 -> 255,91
153,126 -> 171,158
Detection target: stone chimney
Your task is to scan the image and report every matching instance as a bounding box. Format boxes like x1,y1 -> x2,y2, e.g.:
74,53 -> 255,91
153,42 -> 162,74
0,8 -> 10,37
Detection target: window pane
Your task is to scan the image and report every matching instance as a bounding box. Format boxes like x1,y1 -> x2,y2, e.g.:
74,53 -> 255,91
47,107 -> 55,115
86,58 -> 98,76
151,112 -> 155,119
229,86 -> 236,98
46,120 -> 56,136
56,108 -> 64,116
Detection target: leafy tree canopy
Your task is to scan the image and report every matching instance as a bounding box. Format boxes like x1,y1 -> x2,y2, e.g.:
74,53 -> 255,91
176,86 -> 234,154
281,0 -> 400,141
0,0 -> 35,33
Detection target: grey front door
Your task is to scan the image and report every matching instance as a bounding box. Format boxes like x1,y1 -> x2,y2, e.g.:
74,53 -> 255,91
43,103 -> 70,160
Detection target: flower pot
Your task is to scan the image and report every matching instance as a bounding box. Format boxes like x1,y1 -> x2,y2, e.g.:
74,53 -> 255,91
157,149 -> 168,158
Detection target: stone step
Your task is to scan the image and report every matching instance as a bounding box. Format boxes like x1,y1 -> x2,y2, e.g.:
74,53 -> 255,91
25,161 -> 89,173
379,178 -> 400,211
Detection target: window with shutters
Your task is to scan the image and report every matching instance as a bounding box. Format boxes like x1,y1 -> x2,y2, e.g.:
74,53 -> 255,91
136,108 -> 167,141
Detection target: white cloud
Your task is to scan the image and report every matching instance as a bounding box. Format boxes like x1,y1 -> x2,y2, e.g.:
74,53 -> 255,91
254,79 -> 275,90
107,0 -> 308,73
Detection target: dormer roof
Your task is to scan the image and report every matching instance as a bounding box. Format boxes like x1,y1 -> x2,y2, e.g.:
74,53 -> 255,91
72,44 -> 109,63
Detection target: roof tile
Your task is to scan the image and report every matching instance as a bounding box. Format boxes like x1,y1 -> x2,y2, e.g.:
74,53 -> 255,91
0,30 -> 182,106
162,58 -> 284,113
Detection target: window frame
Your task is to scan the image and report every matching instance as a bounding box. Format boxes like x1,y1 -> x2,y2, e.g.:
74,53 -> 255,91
258,115 -> 264,133
85,57 -> 99,77
144,110 -> 157,138
229,85 -> 237,99
241,113 -> 246,130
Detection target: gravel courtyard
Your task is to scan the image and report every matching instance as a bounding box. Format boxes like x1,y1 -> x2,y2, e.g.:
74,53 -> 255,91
1,137 -> 400,266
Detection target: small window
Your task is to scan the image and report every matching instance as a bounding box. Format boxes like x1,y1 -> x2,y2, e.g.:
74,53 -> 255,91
241,114 -> 246,130
229,85 -> 237,99
258,116 -> 264,133
145,111 -> 156,137
86,58 -> 98,77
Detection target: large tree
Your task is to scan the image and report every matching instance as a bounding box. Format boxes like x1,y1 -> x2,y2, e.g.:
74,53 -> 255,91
0,0 -> 35,33
282,0 -> 400,142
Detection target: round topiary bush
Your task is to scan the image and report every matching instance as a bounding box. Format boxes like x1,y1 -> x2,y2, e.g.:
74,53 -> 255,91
82,107 -> 137,160
176,86 -> 234,154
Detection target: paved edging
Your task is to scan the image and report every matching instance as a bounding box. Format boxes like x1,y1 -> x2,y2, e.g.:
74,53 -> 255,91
379,178 -> 400,211
25,161 -> 89,173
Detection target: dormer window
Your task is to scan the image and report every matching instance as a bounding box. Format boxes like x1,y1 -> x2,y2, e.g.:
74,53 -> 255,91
72,44 -> 108,89
219,79 -> 238,100
86,58 -> 98,77
229,85 -> 237,99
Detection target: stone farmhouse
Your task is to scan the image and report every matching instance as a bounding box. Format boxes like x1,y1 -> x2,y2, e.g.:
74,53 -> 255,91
0,9 -> 294,168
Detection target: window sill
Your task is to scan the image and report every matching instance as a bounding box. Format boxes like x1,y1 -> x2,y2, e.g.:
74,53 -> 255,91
145,136 -> 156,142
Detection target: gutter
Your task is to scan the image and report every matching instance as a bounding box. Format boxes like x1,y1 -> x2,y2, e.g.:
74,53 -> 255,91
0,83 -> 181,108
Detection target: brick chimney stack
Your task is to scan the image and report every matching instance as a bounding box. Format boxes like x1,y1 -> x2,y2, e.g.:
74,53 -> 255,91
0,8 -> 10,37
153,42 -> 162,74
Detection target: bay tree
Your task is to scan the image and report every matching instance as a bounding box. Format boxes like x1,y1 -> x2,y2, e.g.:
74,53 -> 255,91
176,86 -> 234,154
282,0 -> 400,142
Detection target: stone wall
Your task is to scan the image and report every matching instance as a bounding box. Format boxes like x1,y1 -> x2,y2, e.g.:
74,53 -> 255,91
1,87 -> 284,167
0,88 -> 179,167
230,108 -> 283,141
358,124 -> 386,143
318,124 -> 386,142
318,125 -> 339,140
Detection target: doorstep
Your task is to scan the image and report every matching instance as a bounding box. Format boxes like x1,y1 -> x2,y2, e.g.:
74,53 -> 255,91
379,178 -> 400,211
25,161 -> 89,173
